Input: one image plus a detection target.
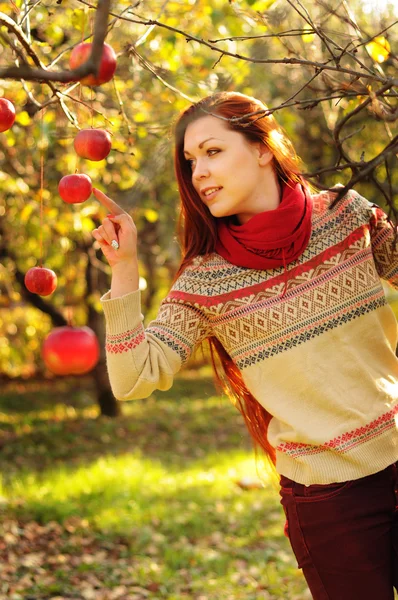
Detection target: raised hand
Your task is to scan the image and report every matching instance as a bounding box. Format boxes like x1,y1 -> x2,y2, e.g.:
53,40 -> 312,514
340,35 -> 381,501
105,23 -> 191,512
91,188 -> 138,267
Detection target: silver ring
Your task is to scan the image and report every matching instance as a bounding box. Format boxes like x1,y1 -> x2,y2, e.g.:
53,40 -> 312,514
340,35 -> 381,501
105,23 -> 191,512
111,239 -> 119,250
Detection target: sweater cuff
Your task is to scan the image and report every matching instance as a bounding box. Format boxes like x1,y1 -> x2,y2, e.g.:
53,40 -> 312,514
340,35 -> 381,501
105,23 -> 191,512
100,289 -> 144,333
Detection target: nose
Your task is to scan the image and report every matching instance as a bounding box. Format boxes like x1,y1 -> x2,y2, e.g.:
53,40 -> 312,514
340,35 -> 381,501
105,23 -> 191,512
192,159 -> 210,181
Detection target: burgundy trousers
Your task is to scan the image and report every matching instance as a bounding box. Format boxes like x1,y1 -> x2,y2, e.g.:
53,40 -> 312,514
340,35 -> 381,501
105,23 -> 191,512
279,461 -> 398,600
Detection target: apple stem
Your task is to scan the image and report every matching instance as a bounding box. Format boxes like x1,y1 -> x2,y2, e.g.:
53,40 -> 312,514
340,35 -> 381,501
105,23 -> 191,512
90,87 -> 94,129
64,248 -> 74,328
39,109 -> 45,269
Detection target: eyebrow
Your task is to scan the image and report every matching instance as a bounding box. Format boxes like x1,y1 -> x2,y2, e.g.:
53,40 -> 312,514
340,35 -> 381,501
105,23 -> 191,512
183,137 -> 223,156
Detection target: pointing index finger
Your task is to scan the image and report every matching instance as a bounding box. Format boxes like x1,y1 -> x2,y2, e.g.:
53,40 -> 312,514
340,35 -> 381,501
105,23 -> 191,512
92,188 -> 128,216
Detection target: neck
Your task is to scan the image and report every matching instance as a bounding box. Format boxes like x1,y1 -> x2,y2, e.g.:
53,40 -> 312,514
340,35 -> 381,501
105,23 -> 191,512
236,171 -> 282,225
269,173 -> 282,209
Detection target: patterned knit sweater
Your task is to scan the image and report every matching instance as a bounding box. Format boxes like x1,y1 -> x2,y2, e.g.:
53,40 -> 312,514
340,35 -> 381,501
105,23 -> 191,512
100,190 -> 398,485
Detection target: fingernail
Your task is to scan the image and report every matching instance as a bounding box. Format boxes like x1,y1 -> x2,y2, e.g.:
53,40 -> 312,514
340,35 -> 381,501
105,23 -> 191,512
106,213 -> 115,219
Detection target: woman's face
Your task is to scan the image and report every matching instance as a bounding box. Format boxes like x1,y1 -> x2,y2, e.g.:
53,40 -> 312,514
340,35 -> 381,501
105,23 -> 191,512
183,115 -> 278,224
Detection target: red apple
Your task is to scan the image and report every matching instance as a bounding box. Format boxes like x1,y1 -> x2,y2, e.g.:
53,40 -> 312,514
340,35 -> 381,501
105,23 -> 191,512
69,42 -> 117,86
0,98 -> 16,133
74,129 -> 112,161
24,267 -> 57,296
42,326 -> 100,375
58,173 -> 92,204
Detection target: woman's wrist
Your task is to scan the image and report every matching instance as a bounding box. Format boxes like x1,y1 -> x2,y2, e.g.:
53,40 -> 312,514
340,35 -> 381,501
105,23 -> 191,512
111,257 -> 138,273
110,259 -> 140,298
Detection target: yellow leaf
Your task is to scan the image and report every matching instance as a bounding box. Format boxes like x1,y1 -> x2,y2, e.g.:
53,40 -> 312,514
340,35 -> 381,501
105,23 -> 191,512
73,212 -> 82,232
302,33 -> 315,43
71,8 -> 88,33
81,216 -> 95,232
137,127 -> 147,139
16,178 -> 29,193
366,36 -> 390,63
80,205 -> 101,217
20,203 -> 35,223
60,237 -> 72,251
134,112 -> 146,123
144,208 -> 159,223
6,134 -> 15,147
44,24 -> 64,46
119,173 -> 138,190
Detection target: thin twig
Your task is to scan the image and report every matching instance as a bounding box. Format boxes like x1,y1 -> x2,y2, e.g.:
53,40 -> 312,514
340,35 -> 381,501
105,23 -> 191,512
333,81 -> 395,163
329,134 -> 398,208
209,29 -> 316,42
128,46 -> 195,102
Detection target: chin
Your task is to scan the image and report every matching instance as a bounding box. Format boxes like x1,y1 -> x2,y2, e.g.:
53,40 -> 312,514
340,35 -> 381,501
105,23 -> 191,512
211,210 -> 229,220
209,205 -> 231,218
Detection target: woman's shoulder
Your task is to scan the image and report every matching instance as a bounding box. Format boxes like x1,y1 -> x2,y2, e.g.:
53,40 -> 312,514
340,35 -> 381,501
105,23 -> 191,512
167,254 -> 215,295
180,252 -> 232,273
169,253 -> 240,298
310,185 -> 376,218
174,254 -> 214,279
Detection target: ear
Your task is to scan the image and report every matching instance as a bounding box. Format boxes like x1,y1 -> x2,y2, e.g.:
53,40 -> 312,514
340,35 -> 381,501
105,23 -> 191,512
257,143 -> 273,166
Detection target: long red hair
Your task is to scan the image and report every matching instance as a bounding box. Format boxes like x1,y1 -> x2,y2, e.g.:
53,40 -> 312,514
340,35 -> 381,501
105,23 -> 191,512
171,92 -> 305,475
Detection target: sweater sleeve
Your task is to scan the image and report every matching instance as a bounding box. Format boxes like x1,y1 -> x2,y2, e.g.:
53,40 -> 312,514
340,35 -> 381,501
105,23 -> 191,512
100,287 -> 211,401
368,201 -> 398,289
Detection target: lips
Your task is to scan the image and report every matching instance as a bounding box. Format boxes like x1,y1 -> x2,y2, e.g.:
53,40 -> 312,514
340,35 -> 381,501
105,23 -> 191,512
201,186 -> 222,200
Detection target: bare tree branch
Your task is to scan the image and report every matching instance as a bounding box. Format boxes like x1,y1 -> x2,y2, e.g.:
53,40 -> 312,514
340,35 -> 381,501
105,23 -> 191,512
0,0 -> 111,82
209,29 -> 316,42
333,81 -> 395,164
329,135 -> 398,208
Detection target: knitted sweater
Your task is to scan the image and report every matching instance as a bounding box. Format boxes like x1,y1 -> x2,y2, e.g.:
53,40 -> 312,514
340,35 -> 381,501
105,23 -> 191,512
100,190 -> 398,485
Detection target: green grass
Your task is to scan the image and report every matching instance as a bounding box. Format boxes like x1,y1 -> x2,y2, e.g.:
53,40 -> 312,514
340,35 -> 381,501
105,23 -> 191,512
0,371 -> 309,599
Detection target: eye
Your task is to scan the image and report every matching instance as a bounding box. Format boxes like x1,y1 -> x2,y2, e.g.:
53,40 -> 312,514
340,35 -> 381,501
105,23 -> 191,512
207,148 -> 220,156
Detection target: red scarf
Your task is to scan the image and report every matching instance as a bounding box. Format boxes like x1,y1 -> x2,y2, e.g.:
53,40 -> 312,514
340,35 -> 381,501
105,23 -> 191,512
215,181 -> 313,294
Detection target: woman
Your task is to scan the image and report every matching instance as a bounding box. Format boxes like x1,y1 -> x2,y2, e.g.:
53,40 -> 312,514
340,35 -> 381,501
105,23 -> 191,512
91,91 -> 398,599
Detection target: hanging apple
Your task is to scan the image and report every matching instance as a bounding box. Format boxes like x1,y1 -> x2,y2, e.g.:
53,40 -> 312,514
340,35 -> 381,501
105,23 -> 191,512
0,98 -> 16,133
58,173 -> 92,204
74,128 -> 112,161
24,267 -> 57,296
69,42 -> 117,86
42,326 -> 100,375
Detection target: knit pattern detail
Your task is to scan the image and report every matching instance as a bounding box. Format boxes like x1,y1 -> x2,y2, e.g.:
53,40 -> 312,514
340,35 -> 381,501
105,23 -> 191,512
277,404 -> 398,458
106,300 -> 210,363
370,206 -> 398,283
106,325 -> 145,354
